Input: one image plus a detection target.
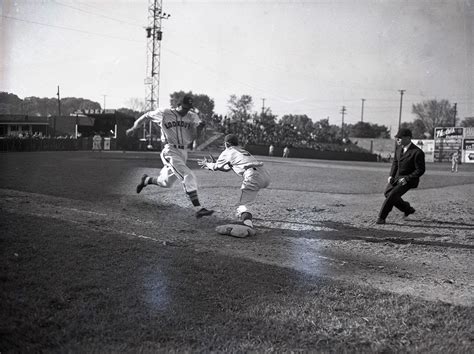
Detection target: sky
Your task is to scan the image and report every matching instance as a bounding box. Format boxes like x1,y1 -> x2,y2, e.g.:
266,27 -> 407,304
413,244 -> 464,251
1,0 -> 473,133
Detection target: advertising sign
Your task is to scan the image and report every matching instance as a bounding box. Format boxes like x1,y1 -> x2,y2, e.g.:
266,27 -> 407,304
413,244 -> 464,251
434,127 -> 464,162
463,138 -> 474,164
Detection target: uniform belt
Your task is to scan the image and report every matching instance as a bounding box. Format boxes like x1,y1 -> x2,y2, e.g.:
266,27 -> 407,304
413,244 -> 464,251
171,144 -> 186,149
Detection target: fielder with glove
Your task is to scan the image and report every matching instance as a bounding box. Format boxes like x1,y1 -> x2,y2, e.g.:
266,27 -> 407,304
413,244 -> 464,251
198,134 -> 270,229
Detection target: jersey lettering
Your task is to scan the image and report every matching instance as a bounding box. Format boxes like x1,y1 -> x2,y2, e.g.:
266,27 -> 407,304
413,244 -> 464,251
164,121 -> 191,130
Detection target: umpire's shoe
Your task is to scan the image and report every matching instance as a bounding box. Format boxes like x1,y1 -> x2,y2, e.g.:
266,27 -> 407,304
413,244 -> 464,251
404,207 -> 416,217
196,207 -> 214,218
136,174 -> 148,194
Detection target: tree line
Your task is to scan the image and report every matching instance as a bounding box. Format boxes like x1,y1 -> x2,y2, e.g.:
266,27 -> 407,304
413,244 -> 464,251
1,91 -> 472,139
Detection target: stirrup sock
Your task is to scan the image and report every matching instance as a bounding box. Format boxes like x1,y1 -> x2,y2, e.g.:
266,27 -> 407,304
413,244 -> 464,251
187,190 -> 201,207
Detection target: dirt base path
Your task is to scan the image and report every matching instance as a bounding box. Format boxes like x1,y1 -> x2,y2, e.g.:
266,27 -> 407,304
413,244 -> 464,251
2,184 -> 472,306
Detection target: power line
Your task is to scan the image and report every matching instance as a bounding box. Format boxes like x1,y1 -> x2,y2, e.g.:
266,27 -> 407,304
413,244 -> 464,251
1,15 -> 144,43
53,0 -> 143,27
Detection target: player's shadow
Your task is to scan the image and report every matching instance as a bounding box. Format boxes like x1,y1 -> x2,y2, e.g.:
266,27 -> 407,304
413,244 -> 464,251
398,219 -> 474,230
255,218 -> 474,250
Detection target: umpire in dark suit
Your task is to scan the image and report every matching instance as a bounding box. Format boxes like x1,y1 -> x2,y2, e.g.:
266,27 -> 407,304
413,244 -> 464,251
376,128 -> 425,224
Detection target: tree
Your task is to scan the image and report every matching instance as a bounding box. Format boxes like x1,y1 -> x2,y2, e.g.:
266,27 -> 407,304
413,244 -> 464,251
312,118 -> 340,143
460,117 -> 474,127
0,92 -> 23,114
411,99 -> 454,138
348,121 -> 390,138
400,119 -> 427,139
256,108 -> 277,128
279,114 -> 313,132
125,98 -> 147,114
0,93 -> 100,116
227,94 -> 253,122
169,91 -> 215,119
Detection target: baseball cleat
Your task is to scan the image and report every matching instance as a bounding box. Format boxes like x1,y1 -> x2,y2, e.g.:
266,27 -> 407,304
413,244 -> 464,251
136,174 -> 148,194
196,207 -> 214,218
375,218 -> 386,225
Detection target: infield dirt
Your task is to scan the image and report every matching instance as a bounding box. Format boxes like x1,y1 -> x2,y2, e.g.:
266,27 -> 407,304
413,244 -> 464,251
1,151 -> 472,352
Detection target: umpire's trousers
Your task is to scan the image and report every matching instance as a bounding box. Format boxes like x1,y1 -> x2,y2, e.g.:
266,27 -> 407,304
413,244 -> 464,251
378,182 -> 413,220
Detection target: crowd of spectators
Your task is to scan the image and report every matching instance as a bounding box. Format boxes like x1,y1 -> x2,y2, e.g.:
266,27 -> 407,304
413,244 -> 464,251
207,115 -> 369,153
2,114 -> 372,155
0,131 -> 88,152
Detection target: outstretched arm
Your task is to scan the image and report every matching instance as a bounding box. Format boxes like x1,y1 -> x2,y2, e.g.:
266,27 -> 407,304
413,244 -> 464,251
126,110 -> 161,136
198,153 -> 232,172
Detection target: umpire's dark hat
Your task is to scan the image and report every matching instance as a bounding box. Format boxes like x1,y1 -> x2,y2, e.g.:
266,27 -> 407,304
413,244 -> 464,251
224,134 -> 239,146
395,128 -> 412,138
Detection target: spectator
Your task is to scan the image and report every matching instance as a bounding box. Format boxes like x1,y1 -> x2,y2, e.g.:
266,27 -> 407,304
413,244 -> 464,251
92,132 -> 102,151
268,144 -> 274,156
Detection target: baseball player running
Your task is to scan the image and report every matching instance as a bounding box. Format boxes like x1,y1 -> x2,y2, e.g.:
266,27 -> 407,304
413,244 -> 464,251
198,134 -> 270,228
126,95 -> 214,218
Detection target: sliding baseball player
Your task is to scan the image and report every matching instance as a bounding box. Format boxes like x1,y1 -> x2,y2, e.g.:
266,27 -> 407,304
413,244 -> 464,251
198,134 -> 270,228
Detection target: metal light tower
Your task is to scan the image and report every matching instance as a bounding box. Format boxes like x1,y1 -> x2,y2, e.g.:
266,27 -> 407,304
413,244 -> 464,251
144,0 -> 170,111
143,0 -> 170,148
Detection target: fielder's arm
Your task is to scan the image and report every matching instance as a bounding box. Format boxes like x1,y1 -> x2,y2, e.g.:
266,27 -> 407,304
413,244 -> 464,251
198,153 -> 232,172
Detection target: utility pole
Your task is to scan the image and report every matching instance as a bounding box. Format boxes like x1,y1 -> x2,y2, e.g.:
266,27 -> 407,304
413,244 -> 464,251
102,95 -> 107,111
55,85 -> 61,137
360,98 -> 366,122
340,106 -> 346,140
397,89 -> 405,132
453,102 -> 457,127
261,98 -> 266,115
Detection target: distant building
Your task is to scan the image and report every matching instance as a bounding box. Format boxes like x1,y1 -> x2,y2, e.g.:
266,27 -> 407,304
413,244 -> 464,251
0,114 -> 50,137
0,110 -> 136,150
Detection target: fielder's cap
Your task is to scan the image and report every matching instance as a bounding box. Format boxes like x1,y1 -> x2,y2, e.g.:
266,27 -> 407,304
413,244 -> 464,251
181,95 -> 194,107
224,134 -> 239,146
395,128 -> 412,138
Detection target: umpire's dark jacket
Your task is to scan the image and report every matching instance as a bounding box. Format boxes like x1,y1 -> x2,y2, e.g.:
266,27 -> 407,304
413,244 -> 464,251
390,143 -> 425,188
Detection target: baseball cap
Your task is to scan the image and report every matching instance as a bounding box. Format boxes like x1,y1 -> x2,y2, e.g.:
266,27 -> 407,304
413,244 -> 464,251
181,95 -> 194,107
224,134 -> 239,146
395,128 -> 412,138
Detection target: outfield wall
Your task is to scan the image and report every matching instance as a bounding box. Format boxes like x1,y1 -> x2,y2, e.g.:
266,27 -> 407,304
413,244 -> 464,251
246,144 -> 378,162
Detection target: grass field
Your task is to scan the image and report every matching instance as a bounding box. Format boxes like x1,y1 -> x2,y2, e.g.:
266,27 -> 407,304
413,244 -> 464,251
1,151 -> 473,352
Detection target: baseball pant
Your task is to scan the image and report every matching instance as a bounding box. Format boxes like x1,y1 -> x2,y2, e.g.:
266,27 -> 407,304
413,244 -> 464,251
237,167 -> 271,216
157,144 -> 198,192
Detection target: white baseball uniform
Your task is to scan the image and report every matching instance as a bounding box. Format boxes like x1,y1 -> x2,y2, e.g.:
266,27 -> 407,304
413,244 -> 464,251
207,145 -> 271,207
129,108 -> 202,192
